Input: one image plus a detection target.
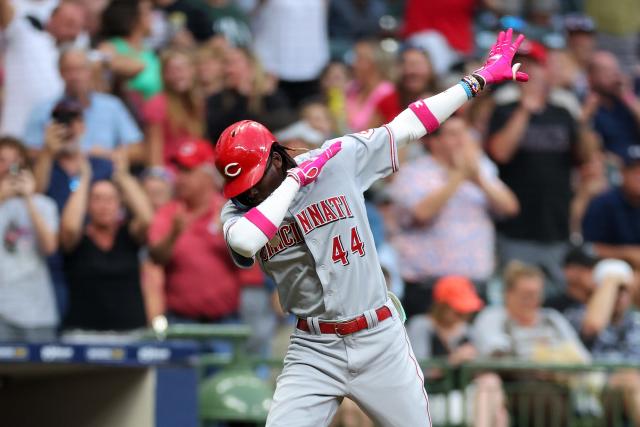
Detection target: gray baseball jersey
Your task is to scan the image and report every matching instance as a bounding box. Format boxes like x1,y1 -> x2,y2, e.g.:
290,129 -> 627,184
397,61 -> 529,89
221,126 -> 399,320
222,126 -> 432,427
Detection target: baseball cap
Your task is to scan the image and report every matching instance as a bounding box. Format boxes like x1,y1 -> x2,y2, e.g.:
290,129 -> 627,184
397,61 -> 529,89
621,146 -> 640,168
433,276 -> 484,314
563,244 -> 599,267
516,40 -> 547,65
593,259 -> 634,288
171,139 -> 215,169
564,14 -> 596,34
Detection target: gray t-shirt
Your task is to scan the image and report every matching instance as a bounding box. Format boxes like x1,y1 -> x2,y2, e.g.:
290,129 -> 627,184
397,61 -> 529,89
222,126 -> 399,320
470,306 -> 590,361
0,195 -> 59,327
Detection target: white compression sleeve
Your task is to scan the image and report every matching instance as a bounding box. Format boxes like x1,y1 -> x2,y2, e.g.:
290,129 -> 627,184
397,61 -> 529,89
387,83 -> 470,145
228,84 -> 470,257
226,176 -> 300,258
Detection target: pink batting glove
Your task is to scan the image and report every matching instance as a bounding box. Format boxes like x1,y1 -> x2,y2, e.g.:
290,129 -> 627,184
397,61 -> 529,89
473,28 -> 529,86
287,141 -> 342,187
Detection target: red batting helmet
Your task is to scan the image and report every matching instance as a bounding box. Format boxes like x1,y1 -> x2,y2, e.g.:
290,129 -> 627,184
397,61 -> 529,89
215,120 -> 277,199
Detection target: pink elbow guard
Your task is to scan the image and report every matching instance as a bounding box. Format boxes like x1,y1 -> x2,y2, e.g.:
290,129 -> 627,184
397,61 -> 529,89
245,208 -> 278,239
408,100 -> 440,133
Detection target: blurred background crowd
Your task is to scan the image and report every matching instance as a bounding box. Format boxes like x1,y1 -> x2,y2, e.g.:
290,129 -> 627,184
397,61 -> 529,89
0,0 -> 639,425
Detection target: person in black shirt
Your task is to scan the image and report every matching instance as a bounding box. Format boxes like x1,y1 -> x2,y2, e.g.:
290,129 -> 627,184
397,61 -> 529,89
487,45 -> 595,297
162,0 -> 252,46
60,151 -> 153,331
162,0 -> 214,43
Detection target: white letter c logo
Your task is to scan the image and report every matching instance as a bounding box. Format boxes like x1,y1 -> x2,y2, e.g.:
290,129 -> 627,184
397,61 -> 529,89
224,163 -> 242,177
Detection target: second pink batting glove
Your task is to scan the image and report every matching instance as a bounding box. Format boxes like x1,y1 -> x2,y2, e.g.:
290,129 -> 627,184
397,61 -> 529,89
287,141 -> 342,187
473,28 -> 529,86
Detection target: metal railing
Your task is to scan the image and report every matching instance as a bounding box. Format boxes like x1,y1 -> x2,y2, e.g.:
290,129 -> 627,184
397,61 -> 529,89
147,325 -> 640,427
455,360 -> 638,427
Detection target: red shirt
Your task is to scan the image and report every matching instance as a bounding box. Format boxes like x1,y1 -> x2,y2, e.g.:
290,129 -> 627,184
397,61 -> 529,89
143,93 -> 201,167
376,90 -> 402,124
149,193 -> 262,319
402,0 -> 475,54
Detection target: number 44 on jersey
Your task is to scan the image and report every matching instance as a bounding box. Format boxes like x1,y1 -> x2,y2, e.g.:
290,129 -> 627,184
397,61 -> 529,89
331,226 -> 365,266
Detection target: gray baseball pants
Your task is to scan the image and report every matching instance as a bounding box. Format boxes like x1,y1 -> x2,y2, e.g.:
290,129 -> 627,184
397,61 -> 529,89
266,301 -> 432,427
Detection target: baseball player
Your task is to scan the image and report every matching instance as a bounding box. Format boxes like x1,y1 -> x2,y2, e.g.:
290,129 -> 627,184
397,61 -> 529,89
216,30 -> 528,427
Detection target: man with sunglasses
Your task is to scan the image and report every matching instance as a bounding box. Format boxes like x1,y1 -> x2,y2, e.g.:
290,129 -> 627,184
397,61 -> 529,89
216,30 -> 529,427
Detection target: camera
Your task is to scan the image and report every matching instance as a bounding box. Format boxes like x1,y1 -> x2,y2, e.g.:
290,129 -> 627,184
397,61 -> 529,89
9,163 -> 20,176
51,98 -> 83,126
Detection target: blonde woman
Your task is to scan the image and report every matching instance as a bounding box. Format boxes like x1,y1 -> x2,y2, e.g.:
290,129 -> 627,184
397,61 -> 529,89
195,44 -> 226,98
206,46 -> 291,142
143,49 -> 205,167
345,40 -> 395,132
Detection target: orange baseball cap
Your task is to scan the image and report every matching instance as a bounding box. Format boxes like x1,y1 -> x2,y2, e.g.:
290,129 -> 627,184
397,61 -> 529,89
433,276 -> 484,314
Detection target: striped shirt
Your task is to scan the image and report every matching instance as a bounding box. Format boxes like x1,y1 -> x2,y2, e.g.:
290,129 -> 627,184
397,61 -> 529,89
390,154 -> 499,282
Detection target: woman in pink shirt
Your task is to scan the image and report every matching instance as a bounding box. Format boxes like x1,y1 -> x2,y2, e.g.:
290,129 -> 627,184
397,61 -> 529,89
144,49 -> 205,167
345,40 -> 395,132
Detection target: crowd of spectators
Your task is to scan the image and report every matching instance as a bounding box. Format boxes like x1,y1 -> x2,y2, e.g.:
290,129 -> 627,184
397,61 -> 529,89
0,0 -> 639,425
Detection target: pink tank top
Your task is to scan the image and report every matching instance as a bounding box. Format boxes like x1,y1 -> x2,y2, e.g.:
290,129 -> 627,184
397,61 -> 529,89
346,81 -> 395,132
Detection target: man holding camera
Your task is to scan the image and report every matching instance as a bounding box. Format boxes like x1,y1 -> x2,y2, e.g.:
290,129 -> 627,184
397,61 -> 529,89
32,98 -> 114,211
0,137 -> 59,341
31,97 -> 116,317
24,48 -> 143,161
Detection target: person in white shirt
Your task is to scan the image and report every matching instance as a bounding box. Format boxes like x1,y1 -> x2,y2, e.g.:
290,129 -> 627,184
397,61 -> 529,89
0,0 -> 85,137
11,0 -> 59,23
250,0 -> 329,107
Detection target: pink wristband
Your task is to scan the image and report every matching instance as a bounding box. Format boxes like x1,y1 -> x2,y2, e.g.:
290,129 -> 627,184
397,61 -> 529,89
409,100 -> 440,133
245,208 -> 278,239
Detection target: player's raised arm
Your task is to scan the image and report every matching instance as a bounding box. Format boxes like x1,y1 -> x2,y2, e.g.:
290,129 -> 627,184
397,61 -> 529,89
216,121 -> 342,259
387,29 -> 528,145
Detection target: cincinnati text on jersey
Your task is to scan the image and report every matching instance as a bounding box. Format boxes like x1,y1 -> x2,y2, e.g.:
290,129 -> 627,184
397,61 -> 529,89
295,195 -> 354,234
260,221 -> 305,261
259,195 -> 355,262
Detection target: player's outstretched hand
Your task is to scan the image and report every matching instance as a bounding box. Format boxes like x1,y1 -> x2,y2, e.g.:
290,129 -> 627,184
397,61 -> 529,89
287,141 -> 342,187
473,28 -> 529,86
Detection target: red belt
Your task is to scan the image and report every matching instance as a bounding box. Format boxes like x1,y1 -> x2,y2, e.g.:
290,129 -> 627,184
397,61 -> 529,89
296,306 -> 392,336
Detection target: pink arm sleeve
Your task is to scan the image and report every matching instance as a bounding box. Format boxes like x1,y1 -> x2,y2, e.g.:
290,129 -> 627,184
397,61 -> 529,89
245,207 -> 278,239
387,84 -> 470,145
